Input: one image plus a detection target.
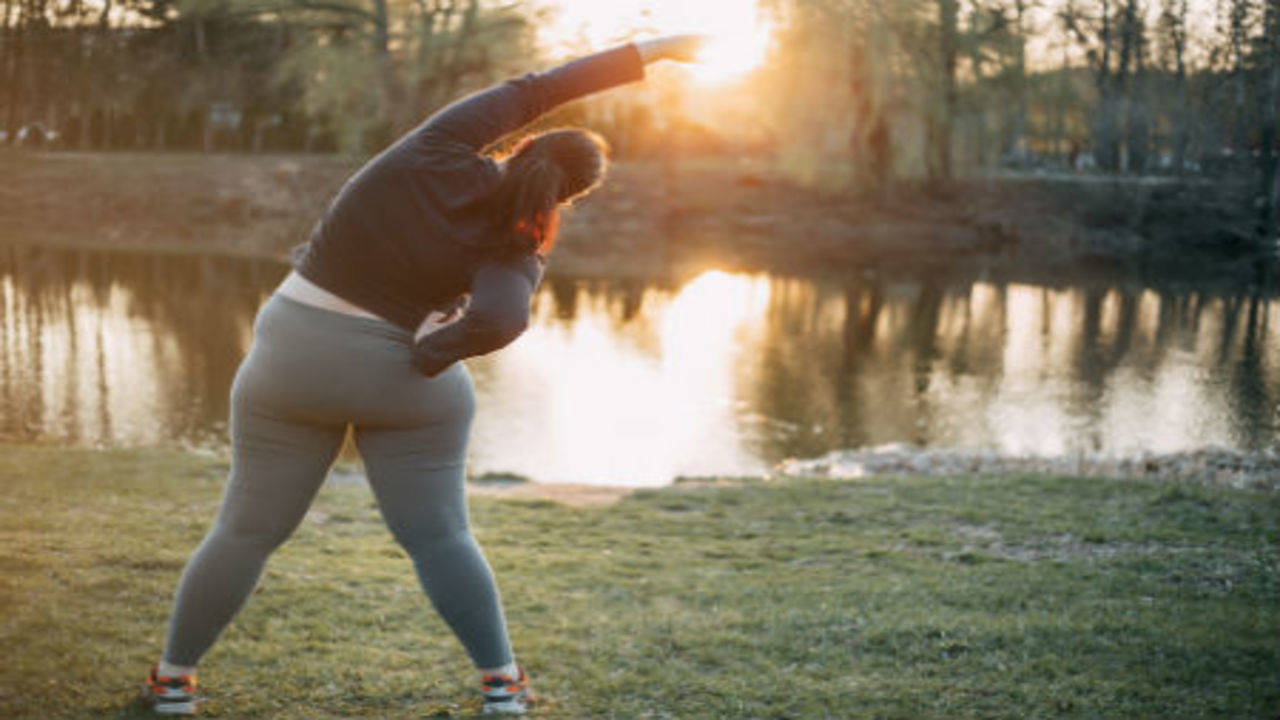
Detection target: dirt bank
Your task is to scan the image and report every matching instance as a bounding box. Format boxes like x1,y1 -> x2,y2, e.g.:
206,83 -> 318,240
3,150 -> 1273,285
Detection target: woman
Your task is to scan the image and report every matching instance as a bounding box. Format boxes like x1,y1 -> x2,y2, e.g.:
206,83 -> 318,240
139,35 -> 703,717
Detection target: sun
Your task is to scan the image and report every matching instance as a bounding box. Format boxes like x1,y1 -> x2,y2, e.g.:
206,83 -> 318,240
688,16 -> 772,85
543,0 -> 772,86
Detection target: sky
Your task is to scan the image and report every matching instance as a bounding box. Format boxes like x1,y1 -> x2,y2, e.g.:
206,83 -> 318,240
538,0 -> 773,84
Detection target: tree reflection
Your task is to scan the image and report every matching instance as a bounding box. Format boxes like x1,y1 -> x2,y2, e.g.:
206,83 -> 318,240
0,244 -> 1276,475
0,244 -> 280,447
746,270 -> 1278,461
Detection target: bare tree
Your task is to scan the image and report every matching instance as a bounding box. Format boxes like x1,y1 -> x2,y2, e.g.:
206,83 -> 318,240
1260,0 -> 1279,234
1156,0 -> 1189,171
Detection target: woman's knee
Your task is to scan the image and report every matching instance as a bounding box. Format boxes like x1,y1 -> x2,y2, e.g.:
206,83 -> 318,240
209,509 -> 302,553
391,521 -> 474,563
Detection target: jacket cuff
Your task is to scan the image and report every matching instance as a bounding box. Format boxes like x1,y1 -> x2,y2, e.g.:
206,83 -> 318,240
410,342 -> 454,378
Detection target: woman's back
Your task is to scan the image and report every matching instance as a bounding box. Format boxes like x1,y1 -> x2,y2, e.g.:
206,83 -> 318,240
289,42 -> 647,336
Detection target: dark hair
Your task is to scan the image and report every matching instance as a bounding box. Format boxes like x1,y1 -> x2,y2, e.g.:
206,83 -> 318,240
487,127 -> 609,256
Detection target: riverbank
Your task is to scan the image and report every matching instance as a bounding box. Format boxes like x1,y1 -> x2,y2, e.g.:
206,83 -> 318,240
775,444 -> 1280,491
1,441 -> 1275,718
3,150 -> 1273,287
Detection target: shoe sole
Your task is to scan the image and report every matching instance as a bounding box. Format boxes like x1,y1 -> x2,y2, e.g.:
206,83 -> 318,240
140,683 -> 198,716
481,699 -> 527,715
150,700 -> 196,715
482,688 -> 532,716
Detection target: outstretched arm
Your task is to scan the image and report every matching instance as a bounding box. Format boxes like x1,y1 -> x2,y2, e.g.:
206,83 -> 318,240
409,253 -> 546,377
405,35 -> 708,155
407,43 -> 644,155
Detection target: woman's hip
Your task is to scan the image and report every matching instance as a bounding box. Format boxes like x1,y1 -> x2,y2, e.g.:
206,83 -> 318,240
232,293 -> 475,427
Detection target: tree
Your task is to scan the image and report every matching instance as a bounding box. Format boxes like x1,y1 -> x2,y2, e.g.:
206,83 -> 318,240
1155,0 -> 1189,171
273,0 -> 534,154
1257,0 -> 1279,234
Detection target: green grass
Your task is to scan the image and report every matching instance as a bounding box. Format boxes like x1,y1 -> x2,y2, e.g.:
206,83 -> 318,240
1,441 -> 1277,719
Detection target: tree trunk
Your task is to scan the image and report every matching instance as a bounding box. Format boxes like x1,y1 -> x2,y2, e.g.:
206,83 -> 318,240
1163,0 -> 1189,174
4,0 -> 26,137
93,0 -> 112,148
0,0 -> 14,139
425,0 -> 459,110
928,0 -> 958,187
966,7 -> 989,167
1094,0 -> 1123,171
1008,0 -> 1029,161
1055,48 -> 1070,164
1117,0 -> 1147,173
440,0 -> 479,104
849,33 -> 893,196
28,0 -> 49,126
1259,0 -> 1280,237
371,0 -> 402,127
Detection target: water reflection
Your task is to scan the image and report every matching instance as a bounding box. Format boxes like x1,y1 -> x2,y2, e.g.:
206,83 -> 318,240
1,243 -> 1275,485
0,245 -> 273,447
470,270 -> 773,483
741,277 -> 1279,461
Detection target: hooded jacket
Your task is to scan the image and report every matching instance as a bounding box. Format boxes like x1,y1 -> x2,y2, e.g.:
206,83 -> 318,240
289,42 -> 646,376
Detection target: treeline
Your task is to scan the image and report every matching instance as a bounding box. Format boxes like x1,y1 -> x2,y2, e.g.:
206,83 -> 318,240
1,0 -> 1277,232
0,0 -> 536,153
757,0 -> 1279,231
0,0 -> 750,159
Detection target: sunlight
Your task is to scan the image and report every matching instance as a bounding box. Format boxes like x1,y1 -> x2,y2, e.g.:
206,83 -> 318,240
689,17 -> 772,84
469,269 -> 771,485
544,0 -> 771,85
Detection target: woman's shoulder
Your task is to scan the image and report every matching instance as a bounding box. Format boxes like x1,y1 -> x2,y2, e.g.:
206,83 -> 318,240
359,131 -> 495,208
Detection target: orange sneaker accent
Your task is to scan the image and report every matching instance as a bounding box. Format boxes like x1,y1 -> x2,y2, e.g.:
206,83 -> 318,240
141,663 -> 200,716
480,664 -> 535,714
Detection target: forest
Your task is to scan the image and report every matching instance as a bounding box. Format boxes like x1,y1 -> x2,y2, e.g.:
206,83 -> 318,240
1,0 -> 1278,241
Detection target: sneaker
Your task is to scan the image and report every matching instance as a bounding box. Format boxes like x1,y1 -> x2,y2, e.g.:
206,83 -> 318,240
139,663 -> 200,716
480,664 -> 535,715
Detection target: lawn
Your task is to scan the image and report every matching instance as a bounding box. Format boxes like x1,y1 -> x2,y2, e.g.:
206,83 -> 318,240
1,441 -> 1276,718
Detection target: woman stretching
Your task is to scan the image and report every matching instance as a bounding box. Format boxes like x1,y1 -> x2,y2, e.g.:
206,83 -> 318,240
138,35 -> 702,717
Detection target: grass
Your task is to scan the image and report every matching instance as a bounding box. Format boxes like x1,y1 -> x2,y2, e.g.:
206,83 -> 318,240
1,441 -> 1277,719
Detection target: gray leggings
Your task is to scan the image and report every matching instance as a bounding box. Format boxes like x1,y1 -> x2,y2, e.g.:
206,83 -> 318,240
162,292 -> 513,669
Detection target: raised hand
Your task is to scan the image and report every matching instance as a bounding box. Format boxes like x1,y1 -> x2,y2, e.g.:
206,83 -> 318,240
414,294 -> 471,342
634,34 -> 710,64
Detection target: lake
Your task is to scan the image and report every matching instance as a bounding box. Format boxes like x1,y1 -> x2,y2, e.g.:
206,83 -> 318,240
1,242 -> 1275,485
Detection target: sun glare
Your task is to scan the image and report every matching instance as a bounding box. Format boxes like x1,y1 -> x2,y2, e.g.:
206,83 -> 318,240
690,19 -> 772,84
469,269 -> 772,485
545,0 -> 771,85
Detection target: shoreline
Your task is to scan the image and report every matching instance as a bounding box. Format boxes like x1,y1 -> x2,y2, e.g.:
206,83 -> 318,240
3,222 -> 1275,303
4,150 -> 1275,289
260,441 -> 1280,505
8,437 -> 1277,501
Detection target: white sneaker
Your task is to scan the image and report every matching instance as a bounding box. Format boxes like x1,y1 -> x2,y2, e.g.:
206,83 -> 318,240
480,664 -> 535,715
139,663 -> 200,715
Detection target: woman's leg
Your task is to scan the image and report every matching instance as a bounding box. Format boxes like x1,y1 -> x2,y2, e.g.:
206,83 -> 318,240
160,375 -> 347,667
352,366 -> 515,670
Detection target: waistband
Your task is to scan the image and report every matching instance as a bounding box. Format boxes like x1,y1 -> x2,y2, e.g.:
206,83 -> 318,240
265,291 -> 415,344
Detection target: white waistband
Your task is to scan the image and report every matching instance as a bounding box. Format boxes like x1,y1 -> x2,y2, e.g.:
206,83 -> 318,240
274,270 -> 385,321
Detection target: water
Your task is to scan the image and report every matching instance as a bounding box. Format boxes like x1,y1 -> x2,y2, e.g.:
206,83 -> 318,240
1,242 -> 1276,485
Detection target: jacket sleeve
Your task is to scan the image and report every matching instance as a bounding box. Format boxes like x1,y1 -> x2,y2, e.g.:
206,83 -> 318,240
409,253 -> 546,377
403,42 -> 645,154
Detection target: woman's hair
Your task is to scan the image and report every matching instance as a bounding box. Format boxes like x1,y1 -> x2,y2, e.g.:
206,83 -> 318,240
487,127 -> 609,256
